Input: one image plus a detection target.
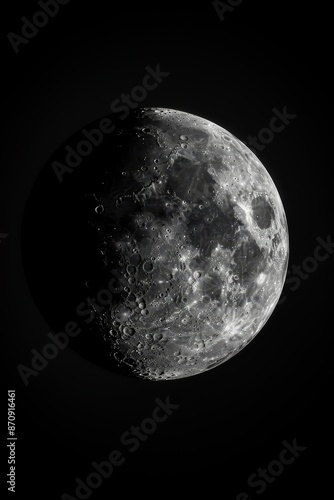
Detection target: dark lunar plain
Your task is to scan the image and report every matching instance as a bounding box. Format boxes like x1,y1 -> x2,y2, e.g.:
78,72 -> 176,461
2,1 -> 332,499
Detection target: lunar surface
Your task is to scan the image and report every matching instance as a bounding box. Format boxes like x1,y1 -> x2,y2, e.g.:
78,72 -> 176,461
92,107 -> 289,380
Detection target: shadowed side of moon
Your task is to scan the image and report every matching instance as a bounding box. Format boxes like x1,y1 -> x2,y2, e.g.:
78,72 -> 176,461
21,113 -> 147,379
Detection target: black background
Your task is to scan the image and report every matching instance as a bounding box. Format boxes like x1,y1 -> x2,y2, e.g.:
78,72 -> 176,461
2,1 -> 333,499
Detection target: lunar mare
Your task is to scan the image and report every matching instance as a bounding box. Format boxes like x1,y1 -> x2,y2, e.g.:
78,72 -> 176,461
94,108 -> 289,380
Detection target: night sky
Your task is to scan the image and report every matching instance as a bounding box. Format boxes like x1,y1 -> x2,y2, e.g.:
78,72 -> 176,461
2,1 -> 332,499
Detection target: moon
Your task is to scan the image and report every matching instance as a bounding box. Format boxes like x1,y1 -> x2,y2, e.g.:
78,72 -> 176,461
92,107 -> 289,380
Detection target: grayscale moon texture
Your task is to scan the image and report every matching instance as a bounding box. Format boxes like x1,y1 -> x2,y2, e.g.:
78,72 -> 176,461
95,107 -> 289,380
